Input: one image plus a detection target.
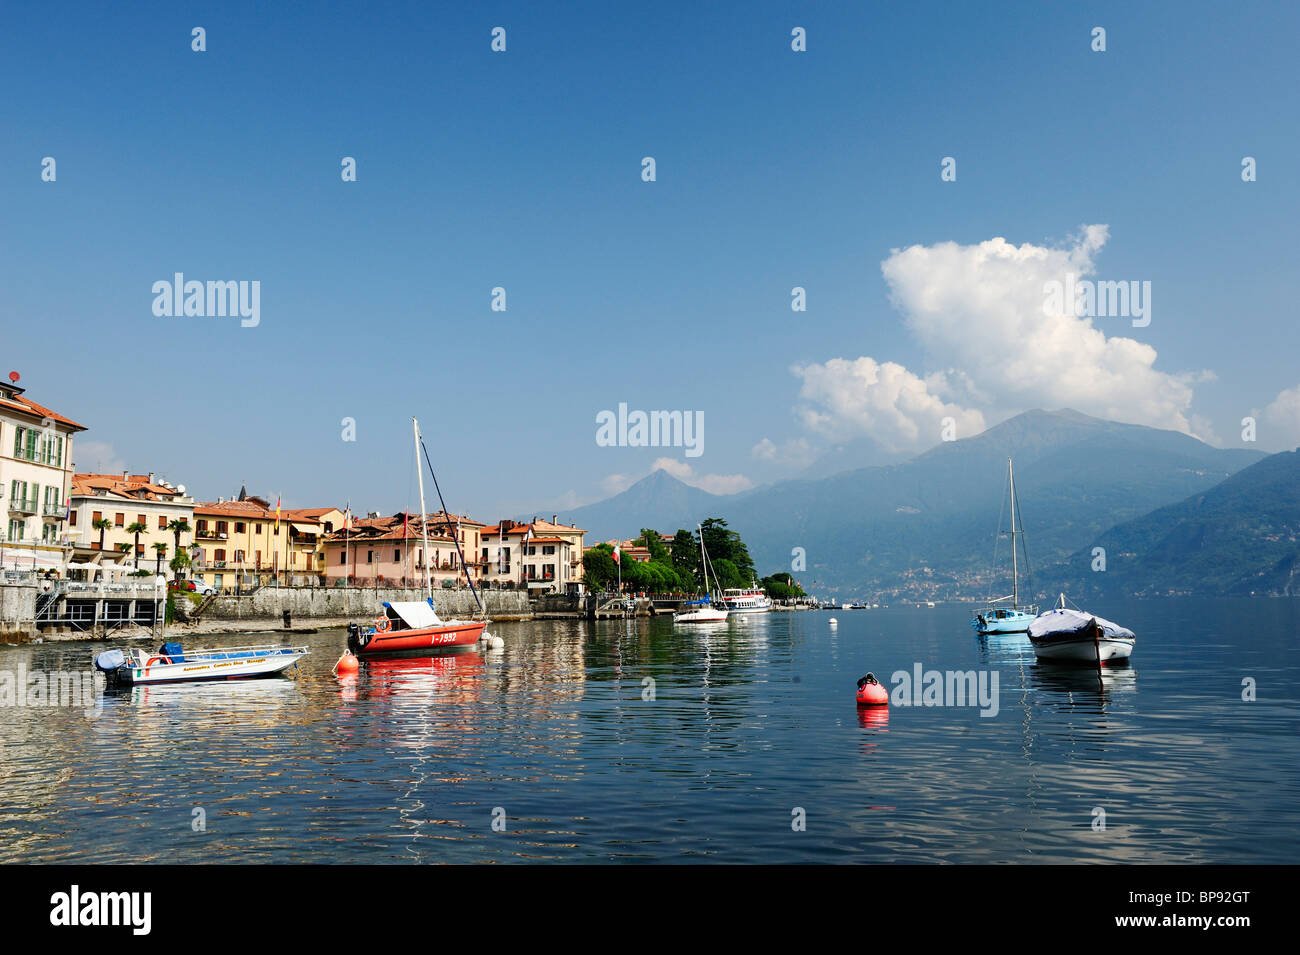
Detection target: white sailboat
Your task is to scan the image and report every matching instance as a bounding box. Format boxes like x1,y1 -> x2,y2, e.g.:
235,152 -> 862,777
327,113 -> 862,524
673,524 -> 728,623
973,458 -> 1037,634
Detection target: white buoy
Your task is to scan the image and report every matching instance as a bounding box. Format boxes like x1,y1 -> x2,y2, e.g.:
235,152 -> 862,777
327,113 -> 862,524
829,617 -> 838,626
490,635 -> 505,649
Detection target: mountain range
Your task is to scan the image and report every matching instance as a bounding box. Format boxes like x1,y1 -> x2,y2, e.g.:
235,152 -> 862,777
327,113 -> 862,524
531,409 -> 1289,598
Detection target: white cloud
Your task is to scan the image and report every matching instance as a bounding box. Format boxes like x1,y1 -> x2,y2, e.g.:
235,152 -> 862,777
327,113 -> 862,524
791,357 -> 986,453
785,226 -> 1218,454
651,458 -> 754,495
879,225 -> 1211,441
751,436 -> 813,467
1263,384 -> 1300,448
71,440 -> 126,475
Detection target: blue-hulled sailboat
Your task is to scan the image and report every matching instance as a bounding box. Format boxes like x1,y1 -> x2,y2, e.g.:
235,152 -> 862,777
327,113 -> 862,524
972,459 -> 1037,635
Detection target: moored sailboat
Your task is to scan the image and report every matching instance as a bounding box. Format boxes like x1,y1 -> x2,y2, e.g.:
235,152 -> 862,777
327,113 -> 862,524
673,524 -> 728,623
346,418 -> 488,655
973,458 -> 1038,634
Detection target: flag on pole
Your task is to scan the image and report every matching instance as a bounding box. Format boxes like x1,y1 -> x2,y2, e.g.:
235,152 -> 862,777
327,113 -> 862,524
612,544 -> 621,564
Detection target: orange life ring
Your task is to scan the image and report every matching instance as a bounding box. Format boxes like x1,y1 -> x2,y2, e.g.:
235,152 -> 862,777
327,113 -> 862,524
146,655 -> 169,667
375,616 -> 391,633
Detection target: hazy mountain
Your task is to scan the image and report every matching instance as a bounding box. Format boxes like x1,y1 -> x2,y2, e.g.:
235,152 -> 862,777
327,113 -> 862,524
547,410 -> 1266,597
524,468 -> 752,542
1046,447 -> 1300,598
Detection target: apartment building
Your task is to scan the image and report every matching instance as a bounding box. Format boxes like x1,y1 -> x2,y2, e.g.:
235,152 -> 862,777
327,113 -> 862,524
0,377 -> 86,570
68,472 -> 195,575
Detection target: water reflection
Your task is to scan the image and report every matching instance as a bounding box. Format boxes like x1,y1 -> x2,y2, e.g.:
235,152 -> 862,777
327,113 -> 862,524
1,601 -> 1296,863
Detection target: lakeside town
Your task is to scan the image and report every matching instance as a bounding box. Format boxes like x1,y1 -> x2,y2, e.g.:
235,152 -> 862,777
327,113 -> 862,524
1,375 -> 813,642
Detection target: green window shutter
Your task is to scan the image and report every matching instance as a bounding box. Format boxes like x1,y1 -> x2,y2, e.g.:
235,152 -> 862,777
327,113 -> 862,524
13,427 -> 23,457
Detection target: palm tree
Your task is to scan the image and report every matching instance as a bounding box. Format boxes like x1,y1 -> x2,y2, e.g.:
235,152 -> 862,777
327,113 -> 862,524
92,516 -> 112,551
126,522 -> 148,569
167,518 -> 190,556
153,542 -> 168,575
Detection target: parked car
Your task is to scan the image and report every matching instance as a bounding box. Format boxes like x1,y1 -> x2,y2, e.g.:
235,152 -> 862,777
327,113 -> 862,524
169,579 -> 215,596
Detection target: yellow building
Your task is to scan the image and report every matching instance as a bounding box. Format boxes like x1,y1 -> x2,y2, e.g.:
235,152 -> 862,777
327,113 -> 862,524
192,495 -> 324,590
69,472 -> 195,577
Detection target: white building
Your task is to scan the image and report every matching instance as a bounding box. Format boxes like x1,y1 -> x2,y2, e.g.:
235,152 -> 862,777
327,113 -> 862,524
68,473 -> 196,577
0,377 -> 86,571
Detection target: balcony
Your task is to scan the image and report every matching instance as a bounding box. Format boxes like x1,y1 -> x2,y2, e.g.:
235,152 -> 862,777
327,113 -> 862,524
8,497 -> 38,515
42,503 -> 65,520
195,530 -> 228,540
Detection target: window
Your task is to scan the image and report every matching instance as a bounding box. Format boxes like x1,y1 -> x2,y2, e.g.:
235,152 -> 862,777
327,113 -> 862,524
215,549 -> 226,561
394,549 -> 401,562
255,524 -> 262,535
339,551 -> 346,565
158,515 -> 167,529
216,521 -> 228,534
70,509 -> 78,526
114,513 -> 124,526
137,514 -> 145,526
543,545 -> 555,556
366,550 -> 373,563
235,522 -> 245,533
92,510 -> 102,523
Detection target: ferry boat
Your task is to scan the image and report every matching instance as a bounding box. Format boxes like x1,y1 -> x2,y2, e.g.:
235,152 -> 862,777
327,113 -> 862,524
719,586 -> 772,614
1028,594 -> 1135,665
973,458 -> 1038,634
94,641 -> 307,686
346,417 -> 490,656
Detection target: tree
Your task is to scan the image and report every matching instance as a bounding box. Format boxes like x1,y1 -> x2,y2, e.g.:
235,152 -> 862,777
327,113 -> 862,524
126,521 -> 149,569
670,530 -> 697,579
93,517 -> 112,551
152,542 -> 168,575
166,518 -> 191,574
582,544 -> 618,591
169,549 -> 192,579
761,572 -> 806,599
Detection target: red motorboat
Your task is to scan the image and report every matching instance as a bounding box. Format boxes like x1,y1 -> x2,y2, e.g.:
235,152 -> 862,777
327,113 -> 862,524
348,599 -> 486,655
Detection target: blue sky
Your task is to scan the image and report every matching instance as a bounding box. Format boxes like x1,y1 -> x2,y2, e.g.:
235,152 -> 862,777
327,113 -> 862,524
2,1 -> 1297,519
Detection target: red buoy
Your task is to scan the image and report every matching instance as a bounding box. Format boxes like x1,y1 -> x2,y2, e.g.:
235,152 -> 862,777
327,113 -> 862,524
336,652 -> 359,675
856,681 -> 888,706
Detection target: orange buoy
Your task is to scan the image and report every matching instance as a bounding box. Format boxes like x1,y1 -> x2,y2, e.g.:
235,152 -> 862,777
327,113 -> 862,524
856,674 -> 888,706
336,652 -> 359,675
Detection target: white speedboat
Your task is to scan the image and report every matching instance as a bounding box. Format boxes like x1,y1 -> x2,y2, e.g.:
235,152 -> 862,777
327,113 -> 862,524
1027,595 -> 1135,664
94,641 -> 307,685
719,586 -> 772,614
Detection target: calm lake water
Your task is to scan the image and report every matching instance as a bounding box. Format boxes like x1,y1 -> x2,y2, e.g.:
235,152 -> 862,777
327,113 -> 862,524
2,598 -> 1297,863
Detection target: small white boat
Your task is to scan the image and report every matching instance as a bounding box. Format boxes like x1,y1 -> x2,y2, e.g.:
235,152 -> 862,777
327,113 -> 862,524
95,641 -> 307,686
1028,595 -> 1135,664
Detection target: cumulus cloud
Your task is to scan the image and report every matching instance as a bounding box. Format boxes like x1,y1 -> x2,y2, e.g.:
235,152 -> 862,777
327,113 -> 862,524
791,357 -> 986,452
787,226 -> 1216,453
599,473 -> 635,496
751,436 -> 813,467
1263,384 -> 1300,448
879,225 -> 1210,440
651,458 -> 754,495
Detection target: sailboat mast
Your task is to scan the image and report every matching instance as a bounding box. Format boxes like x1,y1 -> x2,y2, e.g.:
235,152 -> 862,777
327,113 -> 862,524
697,523 -> 709,598
413,417 -> 433,601
1008,458 -> 1019,610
